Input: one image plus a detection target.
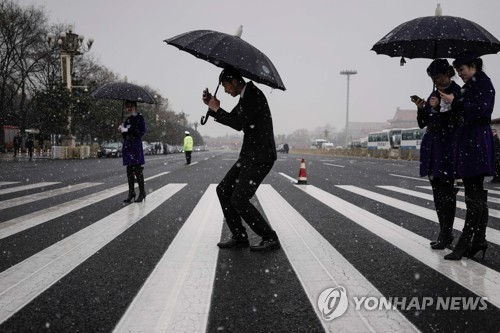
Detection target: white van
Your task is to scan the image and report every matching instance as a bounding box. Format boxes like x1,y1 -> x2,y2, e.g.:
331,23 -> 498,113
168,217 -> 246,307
322,142 -> 334,150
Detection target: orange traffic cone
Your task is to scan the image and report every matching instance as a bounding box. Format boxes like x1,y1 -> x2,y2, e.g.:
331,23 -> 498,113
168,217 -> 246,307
297,158 -> 307,184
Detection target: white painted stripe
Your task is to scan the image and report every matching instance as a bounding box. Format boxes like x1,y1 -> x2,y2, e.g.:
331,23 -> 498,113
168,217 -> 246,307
379,185 -> 500,219
0,182 -> 102,211
417,185 -> 500,203
0,182 -> 19,187
324,163 -> 345,168
299,184 -> 500,309
114,184 -> 223,333
256,185 -> 419,333
188,161 -> 198,166
337,185 -> 500,248
0,173 -> 169,239
0,182 -> 60,195
279,172 -> 297,183
389,174 -> 428,182
0,183 -> 186,325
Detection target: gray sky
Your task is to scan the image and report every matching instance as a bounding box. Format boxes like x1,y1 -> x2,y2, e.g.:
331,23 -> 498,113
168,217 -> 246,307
17,0 -> 500,137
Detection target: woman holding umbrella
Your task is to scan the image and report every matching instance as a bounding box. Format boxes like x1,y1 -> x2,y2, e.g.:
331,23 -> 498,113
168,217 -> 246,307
414,59 -> 462,251
119,100 -> 147,203
440,51 -> 495,260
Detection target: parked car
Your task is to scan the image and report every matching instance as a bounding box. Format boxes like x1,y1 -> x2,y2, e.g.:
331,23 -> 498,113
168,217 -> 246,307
97,142 -> 122,158
142,142 -> 152,155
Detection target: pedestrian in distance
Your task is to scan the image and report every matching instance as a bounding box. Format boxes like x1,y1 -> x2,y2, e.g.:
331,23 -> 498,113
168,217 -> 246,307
26,134 -> 35,160
13,132 -> 21,157
440,51 -> 495,260
183,131 -> 193,164
119,100 -> 147,203
491,128 -> 500,183
202,66 -> 280,251
413,59 -> 462,250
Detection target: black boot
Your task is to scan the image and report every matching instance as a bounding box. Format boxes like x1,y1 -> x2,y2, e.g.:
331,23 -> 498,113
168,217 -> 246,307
444,189 -> 484,260
431,186 -> 458,250
123,166 -> 136,203
469,190 -> 489,259
134,166 -> 146,202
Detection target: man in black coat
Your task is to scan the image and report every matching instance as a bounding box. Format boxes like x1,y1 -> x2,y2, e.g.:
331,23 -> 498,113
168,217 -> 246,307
202,67 -> 280,251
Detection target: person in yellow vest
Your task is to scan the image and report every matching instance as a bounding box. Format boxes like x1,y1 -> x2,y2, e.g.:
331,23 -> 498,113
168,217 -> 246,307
183,131 -> 193,164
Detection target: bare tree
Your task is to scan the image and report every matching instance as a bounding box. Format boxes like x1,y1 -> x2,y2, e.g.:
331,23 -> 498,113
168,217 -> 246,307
0,0 -> 48,149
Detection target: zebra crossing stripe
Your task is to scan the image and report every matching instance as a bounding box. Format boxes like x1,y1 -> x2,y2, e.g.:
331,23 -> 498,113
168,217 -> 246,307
0,172 -> 170,240
256,185 -> 420,332
301,184 -> 500,309
338,186 -> 500,248
0,183 -> 186,325
114,184 -> 223,333
417,185 -> 500,197
389,174 -> 429,182
416,185 -> 500,204
378,186 -> 500,219
324,163 -> 345,168
0,182 -> 102,211
0,182 -> 60,195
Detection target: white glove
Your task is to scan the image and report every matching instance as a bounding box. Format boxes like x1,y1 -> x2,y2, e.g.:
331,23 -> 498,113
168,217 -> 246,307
118,125 -> 128,133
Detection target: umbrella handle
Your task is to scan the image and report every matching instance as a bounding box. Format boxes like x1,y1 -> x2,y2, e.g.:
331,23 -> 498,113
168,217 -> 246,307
200,84 -> 220,126
201,109 -> 210,125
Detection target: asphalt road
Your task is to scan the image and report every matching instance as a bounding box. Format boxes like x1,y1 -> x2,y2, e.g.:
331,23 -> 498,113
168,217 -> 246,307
0,151 -> 499,332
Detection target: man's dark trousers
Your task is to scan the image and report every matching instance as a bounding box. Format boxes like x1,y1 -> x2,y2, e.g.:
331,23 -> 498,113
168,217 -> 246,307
216,160 -> 277,241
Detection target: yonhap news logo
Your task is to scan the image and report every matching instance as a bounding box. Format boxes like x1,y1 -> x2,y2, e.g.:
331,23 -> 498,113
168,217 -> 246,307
317,286 -> 349,321
318,286 -> 488,321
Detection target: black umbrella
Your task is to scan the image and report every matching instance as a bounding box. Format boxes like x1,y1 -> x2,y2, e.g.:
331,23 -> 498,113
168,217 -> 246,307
371,7 -> 500,64
91,82 -> 157,104
91,81 -> 156,123
165,27 -> 285,125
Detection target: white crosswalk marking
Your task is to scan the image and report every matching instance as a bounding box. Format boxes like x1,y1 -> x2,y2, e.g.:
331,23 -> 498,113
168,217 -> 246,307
0,182 -> 59,195
416,185 -> 500,204
256,185 -> 419,332
0,182 -> 102,211
0,172 -> 170,239
1,173 -> 500,332
389,174 -> 428,182
379,185 -> 500,218
324,163 -> 345,168
0,183 -> 186,325
114,184 -> 223,332
336,185 -> 500,247
298,184 -> 500,309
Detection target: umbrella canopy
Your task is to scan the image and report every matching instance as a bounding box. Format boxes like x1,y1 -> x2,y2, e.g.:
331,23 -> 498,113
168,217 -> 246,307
371,14 -> 500,61
164,29 -> 286,91
91,82 -> 156,104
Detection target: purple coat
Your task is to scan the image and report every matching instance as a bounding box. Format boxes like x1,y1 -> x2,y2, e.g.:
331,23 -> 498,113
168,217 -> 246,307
452,71 -> 495,178
121,112 -> 146,166
418,81 -> 462,179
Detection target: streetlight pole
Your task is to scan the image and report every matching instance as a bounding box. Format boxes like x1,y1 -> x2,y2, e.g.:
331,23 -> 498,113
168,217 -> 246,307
340,69 -> 357,148
47,25 -> 93,147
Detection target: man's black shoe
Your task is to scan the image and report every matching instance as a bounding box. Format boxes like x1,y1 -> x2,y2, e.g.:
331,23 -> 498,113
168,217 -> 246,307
250,239 -> 281,252
217,238 -> 250,249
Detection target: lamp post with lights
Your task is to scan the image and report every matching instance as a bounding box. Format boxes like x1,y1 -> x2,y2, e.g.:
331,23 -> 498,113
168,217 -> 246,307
47,25 -> 93,146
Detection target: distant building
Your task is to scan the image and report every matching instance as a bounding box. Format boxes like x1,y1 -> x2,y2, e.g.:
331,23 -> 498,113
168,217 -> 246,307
387,107 -> 418,129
